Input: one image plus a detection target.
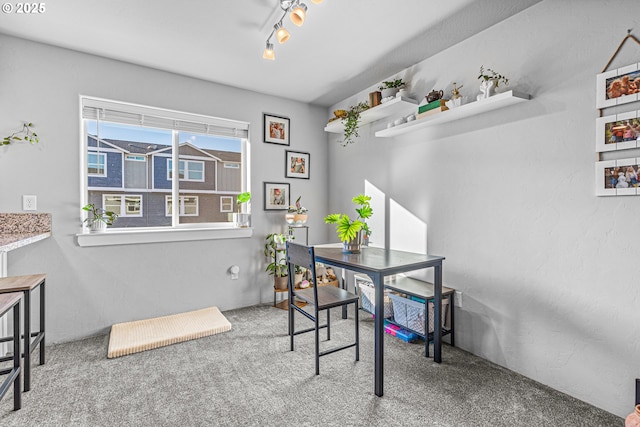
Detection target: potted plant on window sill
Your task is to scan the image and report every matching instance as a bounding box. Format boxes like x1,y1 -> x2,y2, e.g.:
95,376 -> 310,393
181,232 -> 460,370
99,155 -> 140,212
233,192 -> 251,228
82,203 -> 118,233
285,195 -> 308,226
324,194 -> 373,254
265,233 -> 290,290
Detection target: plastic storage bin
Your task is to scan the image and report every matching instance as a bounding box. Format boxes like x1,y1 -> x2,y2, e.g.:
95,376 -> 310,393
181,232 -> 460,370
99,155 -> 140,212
389,293 -> 449,335
355,275 -> 394,318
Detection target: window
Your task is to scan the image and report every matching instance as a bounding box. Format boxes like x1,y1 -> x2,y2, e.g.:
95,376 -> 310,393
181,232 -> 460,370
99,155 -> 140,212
166,196 -> 199,216
80,96 -> 250,239
103,194 -> 142,217
220,196 -> 233,213
125,155 -> 146,162
88,152 -> 106,176
167,159 -> 205,182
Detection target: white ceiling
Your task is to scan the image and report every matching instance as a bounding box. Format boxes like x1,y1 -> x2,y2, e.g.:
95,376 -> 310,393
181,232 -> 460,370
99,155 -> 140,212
0,0 -> 542,107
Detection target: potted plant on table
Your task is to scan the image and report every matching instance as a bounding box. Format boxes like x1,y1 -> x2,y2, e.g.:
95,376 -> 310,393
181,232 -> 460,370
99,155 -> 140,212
285,195 -> 308,226
340,101 -> 370,146
324,194 -> 373,254
378,78 -> 406,99
82,203 -> 118,233
233,192 -> 251,228
265,233 -> 290,290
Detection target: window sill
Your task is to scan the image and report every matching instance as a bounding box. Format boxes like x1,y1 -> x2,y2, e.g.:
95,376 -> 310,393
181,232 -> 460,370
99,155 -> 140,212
76,226 -> 252,247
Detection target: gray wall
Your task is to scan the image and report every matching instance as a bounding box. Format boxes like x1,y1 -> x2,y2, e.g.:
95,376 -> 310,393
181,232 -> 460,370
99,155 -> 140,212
0,35 -> 330,341
327,0 -> 639,418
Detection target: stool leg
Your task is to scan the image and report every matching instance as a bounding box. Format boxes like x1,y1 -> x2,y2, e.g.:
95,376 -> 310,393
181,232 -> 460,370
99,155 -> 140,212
13,299 -> 21,410
40,280 -> 45,365
23,290 -> 31,392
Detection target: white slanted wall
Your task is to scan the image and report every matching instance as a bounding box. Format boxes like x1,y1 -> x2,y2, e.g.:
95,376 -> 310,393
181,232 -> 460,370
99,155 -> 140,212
326,0 -> 640,419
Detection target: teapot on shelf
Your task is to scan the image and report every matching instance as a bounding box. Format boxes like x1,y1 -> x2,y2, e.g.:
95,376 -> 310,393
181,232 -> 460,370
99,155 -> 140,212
426,89 -> 444,103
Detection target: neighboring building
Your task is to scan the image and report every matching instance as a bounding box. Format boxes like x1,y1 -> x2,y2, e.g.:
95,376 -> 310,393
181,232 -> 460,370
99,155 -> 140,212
87,135 -> 242,227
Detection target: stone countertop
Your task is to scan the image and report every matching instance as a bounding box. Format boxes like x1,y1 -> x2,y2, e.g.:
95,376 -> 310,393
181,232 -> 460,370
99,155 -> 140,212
0,232 -> 51,252
0,213 -> 52,252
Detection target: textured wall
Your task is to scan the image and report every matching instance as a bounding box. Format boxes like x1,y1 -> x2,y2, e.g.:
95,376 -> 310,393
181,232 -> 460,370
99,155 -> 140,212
327,0 -> 640,418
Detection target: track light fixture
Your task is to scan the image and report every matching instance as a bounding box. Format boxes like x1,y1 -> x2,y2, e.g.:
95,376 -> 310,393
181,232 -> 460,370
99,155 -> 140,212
262,0 -> 322,60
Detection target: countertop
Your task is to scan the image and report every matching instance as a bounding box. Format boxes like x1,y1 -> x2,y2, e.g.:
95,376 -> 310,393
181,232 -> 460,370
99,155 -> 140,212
0,231 -> 52,252
0,213 -> 52,252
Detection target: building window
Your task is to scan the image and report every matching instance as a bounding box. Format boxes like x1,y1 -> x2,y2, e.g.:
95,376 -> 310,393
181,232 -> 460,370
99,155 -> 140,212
166,196 -> 199,216
220,196 -> 233,213
103,194 -> 142,217
81,96 -> 249,233
167,159 -> 205,182
125,155 -> 146,162
88,152 -> 106,176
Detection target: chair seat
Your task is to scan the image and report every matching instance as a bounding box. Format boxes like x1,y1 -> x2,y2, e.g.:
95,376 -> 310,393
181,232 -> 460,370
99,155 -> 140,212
296,285 -> 359,310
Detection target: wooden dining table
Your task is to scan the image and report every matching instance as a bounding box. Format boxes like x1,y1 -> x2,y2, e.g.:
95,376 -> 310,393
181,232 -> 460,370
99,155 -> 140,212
314,245 -> 445,397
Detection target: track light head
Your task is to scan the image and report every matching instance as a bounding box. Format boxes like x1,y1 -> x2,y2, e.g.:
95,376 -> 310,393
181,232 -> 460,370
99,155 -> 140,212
274,22 -> 290,44
290,3 -> 307,27
262,42 -> 275,60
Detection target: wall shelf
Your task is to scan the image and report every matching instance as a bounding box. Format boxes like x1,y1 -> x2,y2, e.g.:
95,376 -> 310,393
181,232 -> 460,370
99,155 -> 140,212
374,90 -> 531,138
324,96 -> 419,134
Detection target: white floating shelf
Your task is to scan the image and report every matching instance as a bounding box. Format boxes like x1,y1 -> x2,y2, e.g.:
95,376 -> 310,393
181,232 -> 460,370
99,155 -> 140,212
375,90 -> 531,138
324,96 -> 419,134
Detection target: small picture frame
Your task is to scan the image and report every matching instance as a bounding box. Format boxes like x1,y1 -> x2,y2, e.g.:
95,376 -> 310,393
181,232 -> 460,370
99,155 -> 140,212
285,150 -> 310,179
595,110 -> 640,152
596,62 -> 640,109
263,113 -> 290,146
264,182 -> 290,210
595,157 -> 640,196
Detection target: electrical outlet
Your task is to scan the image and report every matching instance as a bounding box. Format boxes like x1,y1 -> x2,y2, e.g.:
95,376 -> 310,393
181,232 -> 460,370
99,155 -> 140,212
454,291 -> 463,308
22,195 -> 37,211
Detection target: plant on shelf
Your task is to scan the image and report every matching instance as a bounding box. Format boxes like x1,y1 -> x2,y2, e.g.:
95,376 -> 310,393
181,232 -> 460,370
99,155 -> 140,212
340,102 -> 370,146
82,203 -> 118,233
265,233 -> 291,290
378,78 -> 406,99
2,122 -> 39,146
286,195 -> 308,225
234,192 -> 251,227
324,194 -> 373,253
477,66 -> 509,88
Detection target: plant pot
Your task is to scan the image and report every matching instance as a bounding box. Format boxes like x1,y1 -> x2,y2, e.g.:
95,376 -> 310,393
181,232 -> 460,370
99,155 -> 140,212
343,230 -> 363,254
274,275 -> 288,290
627,405 -> 640,427
285,213 -> 308,225
88,221 -> 107,233
294,273 -> 303,287
380,87 -> 399,99
233,213 -> 251,228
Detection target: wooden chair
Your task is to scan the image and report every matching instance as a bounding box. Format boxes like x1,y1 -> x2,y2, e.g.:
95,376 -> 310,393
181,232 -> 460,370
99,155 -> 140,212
286,242 -> 359,375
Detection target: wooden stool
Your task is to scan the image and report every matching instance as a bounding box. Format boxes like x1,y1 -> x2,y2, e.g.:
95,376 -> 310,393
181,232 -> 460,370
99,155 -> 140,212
0,292 -> 22,410
0,274 -> 46,392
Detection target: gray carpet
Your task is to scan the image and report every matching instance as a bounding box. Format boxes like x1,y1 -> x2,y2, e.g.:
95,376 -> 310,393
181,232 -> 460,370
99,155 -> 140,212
0,304 -> 622,426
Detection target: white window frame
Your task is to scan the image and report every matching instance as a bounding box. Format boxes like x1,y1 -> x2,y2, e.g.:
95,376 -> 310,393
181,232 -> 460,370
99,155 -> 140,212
88,152 -> 107,176
102,194 -> 143,217
167,159 -> 205,182
125,154 -> 146,162
165,195 -> 199,217
78,95 -> 252,246
220,196 -> 233,213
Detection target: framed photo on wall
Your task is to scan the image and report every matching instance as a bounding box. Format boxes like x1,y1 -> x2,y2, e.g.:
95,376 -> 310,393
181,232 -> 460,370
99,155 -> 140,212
285,150 -> 310,179
264,182 -> 290,210
595,157 -> 640,196
595,110 -> 640,152
263,113 -> 290,145
596,62 -> 640,109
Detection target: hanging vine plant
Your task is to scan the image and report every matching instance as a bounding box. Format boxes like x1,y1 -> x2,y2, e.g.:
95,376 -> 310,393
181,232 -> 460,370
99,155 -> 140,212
339,102 -> 369,146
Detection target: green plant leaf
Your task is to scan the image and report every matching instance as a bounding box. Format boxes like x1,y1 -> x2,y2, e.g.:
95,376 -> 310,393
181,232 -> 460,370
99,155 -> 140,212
324,213 -> 342,224
352,194 -> 371,205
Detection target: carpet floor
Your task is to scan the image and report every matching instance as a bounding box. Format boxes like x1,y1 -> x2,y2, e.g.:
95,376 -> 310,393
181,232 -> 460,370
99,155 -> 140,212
0,304 -> 622,426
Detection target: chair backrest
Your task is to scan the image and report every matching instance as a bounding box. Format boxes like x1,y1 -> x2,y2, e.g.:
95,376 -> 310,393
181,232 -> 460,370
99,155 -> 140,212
286,242 -> 319,309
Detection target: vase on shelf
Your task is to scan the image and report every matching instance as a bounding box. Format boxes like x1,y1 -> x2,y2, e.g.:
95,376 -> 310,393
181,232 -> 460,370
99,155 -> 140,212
380,87 -> 399,99
285,213 -> 308,226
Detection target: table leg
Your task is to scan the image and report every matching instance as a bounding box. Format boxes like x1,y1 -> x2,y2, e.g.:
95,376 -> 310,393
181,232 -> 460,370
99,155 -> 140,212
434,263 -> 442,363
40,280 -> 45,365
372,272 -> 384,396
341,268 -> 347,319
